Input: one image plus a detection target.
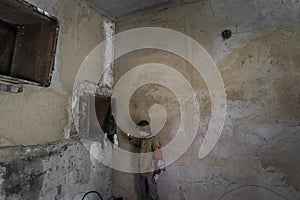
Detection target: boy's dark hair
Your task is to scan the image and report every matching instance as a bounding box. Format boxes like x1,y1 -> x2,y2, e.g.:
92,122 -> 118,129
137,120 -> 149,127
137,120 -> 151,134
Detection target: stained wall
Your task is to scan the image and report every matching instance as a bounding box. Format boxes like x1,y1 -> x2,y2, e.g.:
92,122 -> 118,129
0,0 -> 106,146
112,0 -> 300,199
0,0 -> 113,199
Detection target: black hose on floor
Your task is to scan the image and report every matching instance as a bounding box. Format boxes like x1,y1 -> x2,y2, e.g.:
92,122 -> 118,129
81,191 -> 103,200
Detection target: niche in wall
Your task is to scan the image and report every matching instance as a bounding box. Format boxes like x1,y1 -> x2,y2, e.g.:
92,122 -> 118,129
73,82 -> 116,142
0,0 -> 59,87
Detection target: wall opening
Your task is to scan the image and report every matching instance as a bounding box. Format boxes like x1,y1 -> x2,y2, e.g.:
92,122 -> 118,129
72,82 -> 116,143
0,0 -> 59,87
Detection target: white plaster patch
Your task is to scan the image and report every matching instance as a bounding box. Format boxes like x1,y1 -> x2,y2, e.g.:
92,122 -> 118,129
101,19 -> 115,88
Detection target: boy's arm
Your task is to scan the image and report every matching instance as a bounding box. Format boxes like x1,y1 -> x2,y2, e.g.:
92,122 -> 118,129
152,137 -> 162,183
153,137 -> 163,174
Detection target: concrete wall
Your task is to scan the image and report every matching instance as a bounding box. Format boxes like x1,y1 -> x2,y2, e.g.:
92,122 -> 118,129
112,0 -> 300,199
0,0 -> 106,146
0,0 -> 114,199
0,139 -> 112,200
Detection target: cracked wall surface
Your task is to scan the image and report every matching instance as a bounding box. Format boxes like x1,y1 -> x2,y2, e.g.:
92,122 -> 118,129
0,0 -> 299,199
112,0 -> 300,199
0,139 -> 112,200
0,0 -> 114,199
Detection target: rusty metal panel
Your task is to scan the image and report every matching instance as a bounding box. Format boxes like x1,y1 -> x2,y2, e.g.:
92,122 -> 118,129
11,22 -> 58,85
0,0 -> 59,87
0,20 -> 17,75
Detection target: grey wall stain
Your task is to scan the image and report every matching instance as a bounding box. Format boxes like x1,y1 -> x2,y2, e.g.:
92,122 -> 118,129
1,161 -> 44,200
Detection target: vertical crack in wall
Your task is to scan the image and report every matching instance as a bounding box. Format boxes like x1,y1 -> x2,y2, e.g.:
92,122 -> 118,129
100,18 -> 115,88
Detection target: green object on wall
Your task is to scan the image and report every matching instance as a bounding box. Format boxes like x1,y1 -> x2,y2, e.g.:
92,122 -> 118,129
222,29 -> 232,40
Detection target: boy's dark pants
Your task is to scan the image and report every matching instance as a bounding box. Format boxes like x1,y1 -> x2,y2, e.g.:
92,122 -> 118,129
139,173 -> 159,200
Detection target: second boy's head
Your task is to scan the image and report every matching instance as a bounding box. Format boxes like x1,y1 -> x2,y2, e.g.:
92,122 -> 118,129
137,120 -> 151,137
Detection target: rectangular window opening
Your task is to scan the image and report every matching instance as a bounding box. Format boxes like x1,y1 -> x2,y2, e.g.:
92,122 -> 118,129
0,0 -> 59,87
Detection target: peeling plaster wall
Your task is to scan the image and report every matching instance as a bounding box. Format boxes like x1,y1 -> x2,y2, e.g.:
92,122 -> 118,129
0,139 -> 112,200
113,0 -> 300,199
0,0 -> 107,146
0,82 -> 114,200
0,0 -> 114,199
